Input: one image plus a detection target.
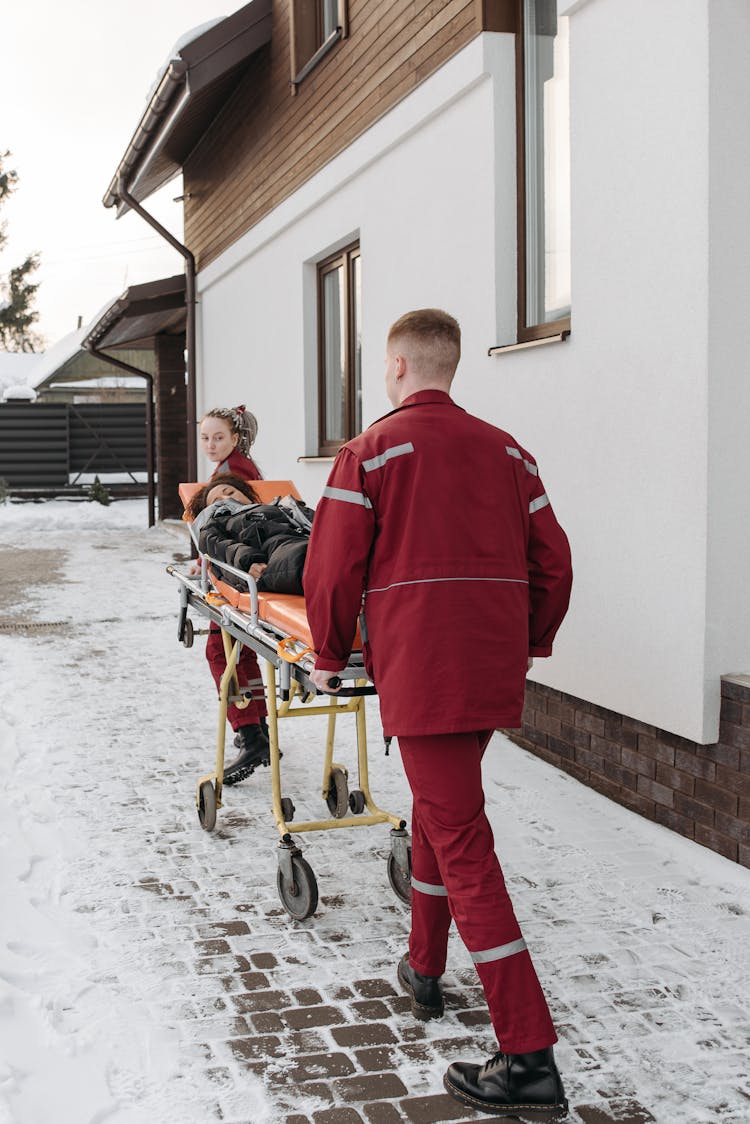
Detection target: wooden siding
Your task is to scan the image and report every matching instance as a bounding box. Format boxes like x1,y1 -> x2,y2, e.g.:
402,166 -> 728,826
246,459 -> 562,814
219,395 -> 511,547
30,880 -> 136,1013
184,0 -> 514,269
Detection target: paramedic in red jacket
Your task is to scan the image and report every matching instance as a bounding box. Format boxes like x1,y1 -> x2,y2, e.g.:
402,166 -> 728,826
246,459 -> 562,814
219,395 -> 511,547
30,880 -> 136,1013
304,309 -> 572,1119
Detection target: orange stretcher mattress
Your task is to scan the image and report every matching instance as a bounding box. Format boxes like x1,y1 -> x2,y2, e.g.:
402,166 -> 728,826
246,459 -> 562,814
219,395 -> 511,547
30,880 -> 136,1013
178,481 -> 361,651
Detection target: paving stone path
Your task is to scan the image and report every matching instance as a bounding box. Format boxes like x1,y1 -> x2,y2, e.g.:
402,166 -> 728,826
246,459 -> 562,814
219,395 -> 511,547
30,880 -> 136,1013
1,506 -> 749,1123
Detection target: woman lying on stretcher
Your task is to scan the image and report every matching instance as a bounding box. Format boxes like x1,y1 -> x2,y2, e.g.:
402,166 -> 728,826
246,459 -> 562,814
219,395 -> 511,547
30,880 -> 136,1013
186,473 -> 315,596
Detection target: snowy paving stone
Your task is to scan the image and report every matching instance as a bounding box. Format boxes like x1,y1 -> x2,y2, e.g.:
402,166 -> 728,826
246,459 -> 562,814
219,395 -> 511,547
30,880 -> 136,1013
232,988 -> 292,1014
455,1009 -> 492,1028
335,1071 -> 409,1102
331,1023 -> 397,1048
352,999 -> 392,1021
362,1104 -> 404,1124
353,1045 -> 398,1072
247,1011 -> 284,1036
396,1093 -> 474,1122
576,1102 -> 656,1123
3,500 -> 750,1123
284,1005 -> 350,1030
268,1052 -> 358,1085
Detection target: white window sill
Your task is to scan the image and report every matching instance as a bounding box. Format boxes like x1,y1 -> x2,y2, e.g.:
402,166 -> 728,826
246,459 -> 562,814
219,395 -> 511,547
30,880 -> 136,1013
488,330 -> 570,356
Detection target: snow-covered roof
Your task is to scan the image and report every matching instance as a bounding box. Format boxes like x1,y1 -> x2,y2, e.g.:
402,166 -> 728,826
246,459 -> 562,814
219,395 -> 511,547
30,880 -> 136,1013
26,326 -> 90,389
2,383 -> 36,401
103,0 -> 272,216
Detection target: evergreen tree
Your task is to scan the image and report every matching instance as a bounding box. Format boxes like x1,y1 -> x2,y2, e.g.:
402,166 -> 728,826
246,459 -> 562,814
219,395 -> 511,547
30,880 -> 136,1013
0,150 -> 41,352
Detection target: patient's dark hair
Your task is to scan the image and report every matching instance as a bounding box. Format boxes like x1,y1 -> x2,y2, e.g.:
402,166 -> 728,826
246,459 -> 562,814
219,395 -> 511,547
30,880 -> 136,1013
186,473 -> 259,519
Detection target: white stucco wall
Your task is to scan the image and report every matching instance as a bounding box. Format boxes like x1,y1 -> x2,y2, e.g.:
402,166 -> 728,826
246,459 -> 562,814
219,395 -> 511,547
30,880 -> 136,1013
196,3 -> 746,744
196,35 -> 509,497
705,0 -> 750,721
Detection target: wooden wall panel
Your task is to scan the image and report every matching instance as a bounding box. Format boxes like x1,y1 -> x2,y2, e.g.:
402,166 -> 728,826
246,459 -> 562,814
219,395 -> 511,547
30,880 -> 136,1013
184,0 -> 500,269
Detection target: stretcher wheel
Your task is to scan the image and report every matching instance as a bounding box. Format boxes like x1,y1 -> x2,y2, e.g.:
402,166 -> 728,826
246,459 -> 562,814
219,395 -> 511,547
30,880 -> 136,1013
387,848 -> 412,904
348,789 -> 366,815
181,618 -> 194,648
277,855 -> 318,920
325,766 -> 349,818
280,797 -> 295,821
198,780 -> 217,831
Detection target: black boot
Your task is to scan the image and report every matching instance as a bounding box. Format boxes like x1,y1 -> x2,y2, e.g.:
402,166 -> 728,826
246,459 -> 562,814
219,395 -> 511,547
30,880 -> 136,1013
444,1047 -> 568,1120
397,952 -> 444,1020
224,724 -> 270,786
233,717 -> 280,757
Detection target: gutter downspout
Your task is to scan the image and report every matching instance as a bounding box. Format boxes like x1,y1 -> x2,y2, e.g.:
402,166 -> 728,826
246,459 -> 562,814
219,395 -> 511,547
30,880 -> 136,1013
116,180 -> 197,484
82,343 -> 156,528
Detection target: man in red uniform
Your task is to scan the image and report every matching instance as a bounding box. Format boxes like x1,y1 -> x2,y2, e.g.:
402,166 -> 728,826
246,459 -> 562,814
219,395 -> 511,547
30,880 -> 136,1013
304,309 -> 572,1119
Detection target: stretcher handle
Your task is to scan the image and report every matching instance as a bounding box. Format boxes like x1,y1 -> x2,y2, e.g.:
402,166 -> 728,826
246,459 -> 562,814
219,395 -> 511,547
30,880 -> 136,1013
320,676 -> 377,697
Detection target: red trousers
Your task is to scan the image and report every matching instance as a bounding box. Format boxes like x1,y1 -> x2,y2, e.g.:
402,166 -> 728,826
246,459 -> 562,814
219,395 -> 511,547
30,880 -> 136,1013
205,625 -> 267,730
399,731 -> 557,1055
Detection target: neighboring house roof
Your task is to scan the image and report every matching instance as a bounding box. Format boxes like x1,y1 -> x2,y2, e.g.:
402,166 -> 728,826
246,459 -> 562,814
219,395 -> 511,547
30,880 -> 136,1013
103,0 -> 273,217
31,323 -> 155,393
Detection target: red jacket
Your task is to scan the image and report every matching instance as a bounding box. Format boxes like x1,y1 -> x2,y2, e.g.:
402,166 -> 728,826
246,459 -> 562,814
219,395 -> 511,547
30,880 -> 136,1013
214,447 -> 261,480
303,389 -> 572,736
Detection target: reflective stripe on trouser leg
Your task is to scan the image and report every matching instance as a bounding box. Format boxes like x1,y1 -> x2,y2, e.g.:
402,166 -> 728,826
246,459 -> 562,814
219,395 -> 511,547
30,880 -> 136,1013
399,732 -> 556,1054
409,799 -> 452,977
205,626 -> 265,726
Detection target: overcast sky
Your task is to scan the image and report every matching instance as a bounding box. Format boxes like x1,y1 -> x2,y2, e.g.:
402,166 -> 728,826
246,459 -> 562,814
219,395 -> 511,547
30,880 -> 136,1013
0,0 -> 232,348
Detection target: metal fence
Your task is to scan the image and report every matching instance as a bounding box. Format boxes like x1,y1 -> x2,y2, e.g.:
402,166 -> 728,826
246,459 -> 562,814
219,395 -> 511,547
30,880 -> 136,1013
0,402 -> 147,491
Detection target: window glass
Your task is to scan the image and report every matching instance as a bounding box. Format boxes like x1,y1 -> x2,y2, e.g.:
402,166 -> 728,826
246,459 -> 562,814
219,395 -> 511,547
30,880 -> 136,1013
318,242 -> 360,453
322,265 -> 345,443
352,251 -> 362,435
522,1 -> 571,331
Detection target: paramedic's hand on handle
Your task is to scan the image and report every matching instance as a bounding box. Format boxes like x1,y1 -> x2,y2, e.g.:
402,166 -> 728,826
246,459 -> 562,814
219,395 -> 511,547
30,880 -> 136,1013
311,667 -> 344,694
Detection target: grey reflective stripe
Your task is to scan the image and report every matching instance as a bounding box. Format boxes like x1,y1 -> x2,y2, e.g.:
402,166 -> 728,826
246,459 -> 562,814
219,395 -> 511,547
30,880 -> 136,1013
411,877 -> 448,897
323,486 -> 373,508
367,576 -> 528,595
362,442 -> 415,472
529,494 -> 550,515
506,446 -> 538,476
471,938 -> 527,965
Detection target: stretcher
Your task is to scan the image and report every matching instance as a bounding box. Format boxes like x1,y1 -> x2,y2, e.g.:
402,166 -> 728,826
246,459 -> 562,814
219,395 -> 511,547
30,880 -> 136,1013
167,480 -> 412,920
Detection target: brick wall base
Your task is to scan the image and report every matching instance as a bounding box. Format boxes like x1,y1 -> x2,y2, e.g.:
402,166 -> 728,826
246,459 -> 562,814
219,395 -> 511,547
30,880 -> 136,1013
504,675 -> 750,868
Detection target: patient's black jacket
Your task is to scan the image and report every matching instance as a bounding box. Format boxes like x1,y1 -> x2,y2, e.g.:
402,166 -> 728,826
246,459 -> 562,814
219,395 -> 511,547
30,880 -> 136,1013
197,501 -> 311,595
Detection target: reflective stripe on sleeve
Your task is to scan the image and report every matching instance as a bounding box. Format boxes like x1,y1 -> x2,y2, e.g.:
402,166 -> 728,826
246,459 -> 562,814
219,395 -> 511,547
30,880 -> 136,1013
506,446 -> 538,476
529,493 -> 550,515
470,938 -> 527,965
362,442 -> 415,472
411,877 -> 448,897
322,486 -> 373,508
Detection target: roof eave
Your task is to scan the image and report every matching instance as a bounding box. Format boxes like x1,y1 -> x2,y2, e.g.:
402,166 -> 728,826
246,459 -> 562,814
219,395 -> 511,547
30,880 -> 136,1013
103,60 -> 188,212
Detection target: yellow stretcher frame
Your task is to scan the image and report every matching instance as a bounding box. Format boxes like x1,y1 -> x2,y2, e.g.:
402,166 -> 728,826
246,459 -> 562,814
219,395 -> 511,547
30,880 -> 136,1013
167,481 -> 412,919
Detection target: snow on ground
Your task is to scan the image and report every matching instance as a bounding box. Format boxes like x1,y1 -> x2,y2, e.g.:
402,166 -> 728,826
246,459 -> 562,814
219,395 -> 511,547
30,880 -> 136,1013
0,498 -> 749,1123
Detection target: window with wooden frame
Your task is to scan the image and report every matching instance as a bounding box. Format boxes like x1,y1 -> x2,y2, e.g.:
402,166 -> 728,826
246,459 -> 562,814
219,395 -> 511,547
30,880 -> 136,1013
290,0 -> 347,88
317,242 -> 361,456
516,0 -> 571,342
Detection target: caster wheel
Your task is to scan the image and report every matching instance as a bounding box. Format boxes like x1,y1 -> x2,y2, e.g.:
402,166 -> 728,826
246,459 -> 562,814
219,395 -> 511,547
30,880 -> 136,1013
277,855 -> 318,920
280,796 -> 295,821
325,766 -> 349,818
181,618 -> 194,648
197,780 -> 216,832
387,847 -> 412,904
348,789 -> 366,815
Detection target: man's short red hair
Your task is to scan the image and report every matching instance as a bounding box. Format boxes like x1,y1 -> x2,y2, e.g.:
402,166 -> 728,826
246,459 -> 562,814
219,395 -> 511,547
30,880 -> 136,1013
387,309 -> 461,377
